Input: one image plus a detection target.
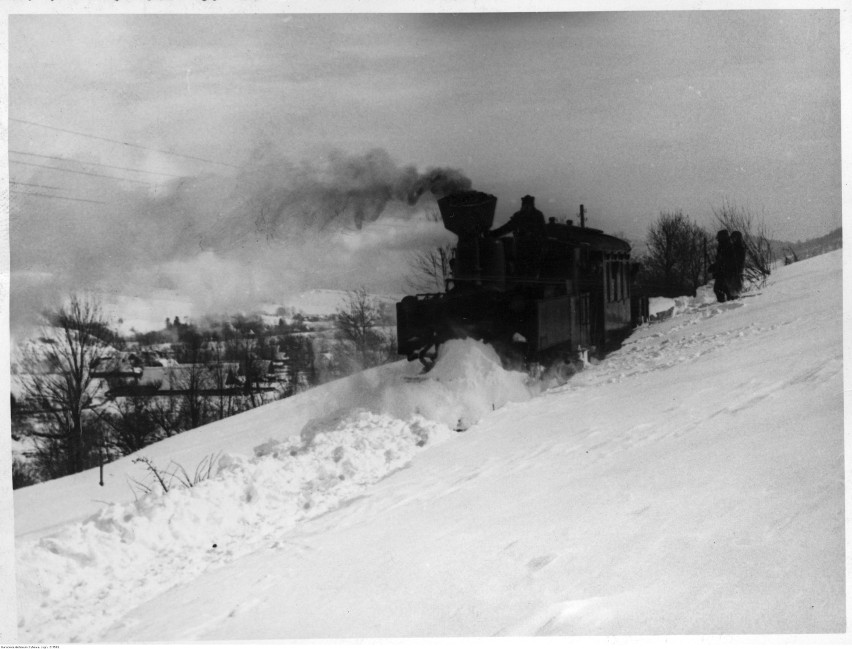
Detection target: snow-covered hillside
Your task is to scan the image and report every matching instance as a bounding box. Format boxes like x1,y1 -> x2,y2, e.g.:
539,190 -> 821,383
10,251 -> 845,641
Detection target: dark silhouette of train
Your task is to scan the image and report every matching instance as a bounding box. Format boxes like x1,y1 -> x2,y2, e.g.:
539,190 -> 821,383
396,190 -> 648,369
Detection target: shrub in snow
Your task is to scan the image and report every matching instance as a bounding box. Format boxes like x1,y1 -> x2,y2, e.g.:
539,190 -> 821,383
12,457 -> 38,489
129,453 -> 222,495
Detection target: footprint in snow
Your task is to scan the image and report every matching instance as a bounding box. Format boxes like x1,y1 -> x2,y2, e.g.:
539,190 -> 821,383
527,554 -> 556,571
227,598 -> 262,618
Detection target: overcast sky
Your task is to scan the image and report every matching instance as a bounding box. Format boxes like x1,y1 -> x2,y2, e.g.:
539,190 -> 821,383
7,9 -> 842,328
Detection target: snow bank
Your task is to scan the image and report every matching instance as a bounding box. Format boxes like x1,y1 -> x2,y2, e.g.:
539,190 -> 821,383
648,285 -> 717,320
16,410 -> 452,643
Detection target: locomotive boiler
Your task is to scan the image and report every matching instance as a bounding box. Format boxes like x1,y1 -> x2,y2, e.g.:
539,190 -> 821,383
396,190 -> 647,369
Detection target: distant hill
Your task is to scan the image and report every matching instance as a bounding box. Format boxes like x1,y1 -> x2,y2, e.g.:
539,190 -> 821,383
770,227 -> 842,263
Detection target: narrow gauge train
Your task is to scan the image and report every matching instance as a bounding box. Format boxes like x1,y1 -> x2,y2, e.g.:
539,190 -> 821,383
396,190 -> 648,369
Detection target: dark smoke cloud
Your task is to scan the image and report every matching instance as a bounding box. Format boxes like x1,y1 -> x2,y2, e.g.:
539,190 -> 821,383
10,147 -> 471,333
216,147 -> 471,239
158,148 -> 471,251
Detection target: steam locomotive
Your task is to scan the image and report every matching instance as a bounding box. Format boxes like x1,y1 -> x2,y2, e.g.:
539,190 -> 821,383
396,190 -> 648,370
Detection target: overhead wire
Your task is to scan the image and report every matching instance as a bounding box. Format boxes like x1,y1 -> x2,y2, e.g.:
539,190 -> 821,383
10,189 -> 108,205
10,149 -> 185,179
9,119 -> 240,207
11,180 -> 64,191
11,117 -> 240,169
10,158 -> 157,186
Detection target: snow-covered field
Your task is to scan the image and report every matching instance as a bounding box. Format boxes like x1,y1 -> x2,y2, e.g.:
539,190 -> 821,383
8,250 -> 845,641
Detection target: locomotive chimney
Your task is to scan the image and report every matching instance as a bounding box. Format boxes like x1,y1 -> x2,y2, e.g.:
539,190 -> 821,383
436,190 -> 497,237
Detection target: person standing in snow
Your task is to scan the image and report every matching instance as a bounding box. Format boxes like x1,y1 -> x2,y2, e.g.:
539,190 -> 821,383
728,231 -> 746,299
710,229 -> 733,303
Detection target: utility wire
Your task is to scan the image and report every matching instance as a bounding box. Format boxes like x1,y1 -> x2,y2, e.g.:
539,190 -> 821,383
10,158 -> 156,186
10,149 -> 184,178
10,180 -> 64,191
11,117 -> 240,169
10,189 -> 108,205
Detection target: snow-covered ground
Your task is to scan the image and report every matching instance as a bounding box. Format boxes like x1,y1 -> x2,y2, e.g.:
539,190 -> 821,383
9,250 -> 845,641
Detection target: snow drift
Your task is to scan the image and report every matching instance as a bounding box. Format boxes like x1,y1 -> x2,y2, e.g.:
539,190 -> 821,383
11,250 -> 845,641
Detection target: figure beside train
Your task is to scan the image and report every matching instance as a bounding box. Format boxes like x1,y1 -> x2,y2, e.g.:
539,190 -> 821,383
396,190 -> 649,370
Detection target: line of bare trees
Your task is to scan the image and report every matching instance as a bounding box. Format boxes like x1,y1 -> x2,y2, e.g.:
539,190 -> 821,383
11,295 -> 318,487
13,289 -> 397,487
326,287 -> 398,379
638,202 -> 773,298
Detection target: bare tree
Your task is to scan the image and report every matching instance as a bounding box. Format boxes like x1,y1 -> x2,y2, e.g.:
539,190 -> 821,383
147,391 -> 185,439
680,222 -> 712,293
643,211 -> 711,296
646,211 -> 684,288
334,287 -> 388,370
95,396 -> 161,457
17,295 -> 112,477
405,208 -> 455,293
406,245 -> 454,293
712,199 -> 774,287
208,348 -> 249,420
166,362 -> 215,431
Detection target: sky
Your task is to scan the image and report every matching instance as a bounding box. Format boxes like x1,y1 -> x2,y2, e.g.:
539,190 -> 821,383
7,8 -> 843,331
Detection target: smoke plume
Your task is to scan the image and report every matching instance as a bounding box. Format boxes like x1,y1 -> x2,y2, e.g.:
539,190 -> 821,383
206,148 -> 471,243
10,148 -> 470,333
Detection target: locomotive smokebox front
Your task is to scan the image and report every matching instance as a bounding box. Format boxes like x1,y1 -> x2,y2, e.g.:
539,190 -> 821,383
437,190 -> 497,237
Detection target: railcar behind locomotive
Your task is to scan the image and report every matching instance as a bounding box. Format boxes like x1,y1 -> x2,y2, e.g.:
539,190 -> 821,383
396,190 -> 648,369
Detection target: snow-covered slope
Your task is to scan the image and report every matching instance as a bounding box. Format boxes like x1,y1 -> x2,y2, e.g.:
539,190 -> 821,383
11,251 -> 845,641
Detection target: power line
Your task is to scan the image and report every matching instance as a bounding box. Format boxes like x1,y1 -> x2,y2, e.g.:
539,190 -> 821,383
11,180 -> 64,191
10,189 -> 108,205
11,117 -> 240,169
10,149 -> 184,179
10,158 -> 156,186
